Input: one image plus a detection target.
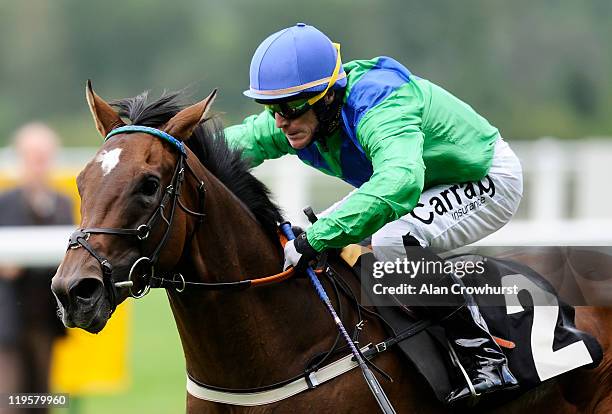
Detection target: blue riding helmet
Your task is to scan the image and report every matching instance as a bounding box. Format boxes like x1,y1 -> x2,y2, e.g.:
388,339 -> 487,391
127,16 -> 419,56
244,23 -> 347,101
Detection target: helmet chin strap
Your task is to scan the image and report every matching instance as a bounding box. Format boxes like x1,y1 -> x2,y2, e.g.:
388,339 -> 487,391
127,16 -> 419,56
312,88 -> 345,148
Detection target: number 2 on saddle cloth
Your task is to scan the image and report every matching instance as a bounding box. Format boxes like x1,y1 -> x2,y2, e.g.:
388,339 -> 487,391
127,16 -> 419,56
352,247 -> 603,403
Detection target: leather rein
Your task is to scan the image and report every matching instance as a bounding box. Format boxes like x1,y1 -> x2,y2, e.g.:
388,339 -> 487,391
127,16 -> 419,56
67,125 -> 296,315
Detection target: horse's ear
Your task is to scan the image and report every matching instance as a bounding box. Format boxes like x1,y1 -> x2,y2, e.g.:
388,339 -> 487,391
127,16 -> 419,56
163,89 -> 217,141
86,80 -> 125,137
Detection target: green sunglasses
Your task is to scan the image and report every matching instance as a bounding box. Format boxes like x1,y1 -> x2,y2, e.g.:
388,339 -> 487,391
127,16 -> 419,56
264,97 -> 313,120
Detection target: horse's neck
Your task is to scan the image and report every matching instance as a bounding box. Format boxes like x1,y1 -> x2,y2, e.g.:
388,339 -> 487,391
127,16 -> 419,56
169,173 -> 335,388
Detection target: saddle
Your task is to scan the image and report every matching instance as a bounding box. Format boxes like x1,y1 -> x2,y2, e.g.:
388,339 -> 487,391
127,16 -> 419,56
339,244 -> 604,406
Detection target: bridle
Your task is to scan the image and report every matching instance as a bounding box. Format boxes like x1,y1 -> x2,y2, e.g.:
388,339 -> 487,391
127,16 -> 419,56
67,125 -> 298,315
65,124 -> 405,408
67,125 -> 206,314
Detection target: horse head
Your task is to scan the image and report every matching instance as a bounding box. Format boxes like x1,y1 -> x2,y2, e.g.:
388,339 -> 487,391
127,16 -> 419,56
51,81 -> 216,333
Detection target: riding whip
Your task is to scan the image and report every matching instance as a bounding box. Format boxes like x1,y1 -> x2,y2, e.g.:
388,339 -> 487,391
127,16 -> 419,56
280,214 -> 396,414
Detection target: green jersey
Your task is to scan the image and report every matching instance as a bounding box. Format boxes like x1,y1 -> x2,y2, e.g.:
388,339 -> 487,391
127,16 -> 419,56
224,57 -> 500,251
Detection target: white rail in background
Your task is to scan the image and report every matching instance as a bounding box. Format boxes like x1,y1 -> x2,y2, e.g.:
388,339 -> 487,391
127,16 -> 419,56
1,138 -> 612,265
1,220 -> 611,267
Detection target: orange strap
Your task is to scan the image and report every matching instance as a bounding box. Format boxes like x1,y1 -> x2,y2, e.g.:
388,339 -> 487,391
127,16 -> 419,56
493,336 -> 516,349
250,267 -> 325,287
250,267 -> 295,287
249,230 -> 322,287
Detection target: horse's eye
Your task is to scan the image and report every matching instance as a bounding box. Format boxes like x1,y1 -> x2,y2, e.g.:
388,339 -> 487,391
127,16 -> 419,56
140,178 -> 159,196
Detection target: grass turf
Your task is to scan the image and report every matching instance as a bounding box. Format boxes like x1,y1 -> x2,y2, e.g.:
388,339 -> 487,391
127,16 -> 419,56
58,290 -> 187,414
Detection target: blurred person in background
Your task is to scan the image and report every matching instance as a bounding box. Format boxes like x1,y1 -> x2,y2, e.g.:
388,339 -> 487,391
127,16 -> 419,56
0,123 -> 73,414
225,23 -> 523,403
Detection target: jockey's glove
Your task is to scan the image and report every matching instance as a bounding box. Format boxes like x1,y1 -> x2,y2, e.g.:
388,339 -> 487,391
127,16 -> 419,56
283,232 -> 319,271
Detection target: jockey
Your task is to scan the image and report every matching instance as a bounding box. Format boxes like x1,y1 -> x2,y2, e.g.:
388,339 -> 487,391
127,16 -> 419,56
224,23 -> 522,403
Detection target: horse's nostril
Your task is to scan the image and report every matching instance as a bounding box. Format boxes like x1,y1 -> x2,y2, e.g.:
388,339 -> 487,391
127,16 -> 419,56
71,278 -> 103,301
52,286 -> 70,311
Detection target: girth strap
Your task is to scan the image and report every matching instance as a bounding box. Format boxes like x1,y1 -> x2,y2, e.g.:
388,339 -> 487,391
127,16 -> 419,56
186,344 -> 375,406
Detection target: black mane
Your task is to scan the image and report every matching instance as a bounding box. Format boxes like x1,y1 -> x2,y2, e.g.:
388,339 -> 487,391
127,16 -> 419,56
111,90 -> 284,244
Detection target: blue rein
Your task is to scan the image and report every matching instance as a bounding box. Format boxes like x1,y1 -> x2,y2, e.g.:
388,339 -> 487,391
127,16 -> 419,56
105,125 -> 187,156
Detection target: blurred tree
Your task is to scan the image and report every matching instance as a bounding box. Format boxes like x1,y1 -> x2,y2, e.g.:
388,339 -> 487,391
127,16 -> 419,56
0,0 -> 610,146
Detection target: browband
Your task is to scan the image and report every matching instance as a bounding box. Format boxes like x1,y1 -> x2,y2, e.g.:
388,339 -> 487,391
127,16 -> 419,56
106,125 -> 186,156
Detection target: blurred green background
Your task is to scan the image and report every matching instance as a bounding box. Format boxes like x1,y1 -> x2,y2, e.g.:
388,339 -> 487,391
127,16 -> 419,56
1,0 -> 611,148
1,1 -> 609,413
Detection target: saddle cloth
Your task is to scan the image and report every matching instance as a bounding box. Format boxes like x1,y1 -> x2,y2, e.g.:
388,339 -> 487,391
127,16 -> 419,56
343,245 -> 603,404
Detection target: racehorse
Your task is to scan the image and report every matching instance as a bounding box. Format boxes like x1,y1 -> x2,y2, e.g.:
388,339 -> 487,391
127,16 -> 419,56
51,83 -> 612,413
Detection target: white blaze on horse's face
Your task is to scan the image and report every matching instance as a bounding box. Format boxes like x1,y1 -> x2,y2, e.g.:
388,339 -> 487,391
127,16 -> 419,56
96,148 -> 122,176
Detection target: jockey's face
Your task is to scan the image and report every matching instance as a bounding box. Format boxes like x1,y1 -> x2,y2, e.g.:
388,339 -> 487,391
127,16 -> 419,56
274,109 -> 318,149
272,91 -> 334,150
